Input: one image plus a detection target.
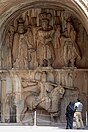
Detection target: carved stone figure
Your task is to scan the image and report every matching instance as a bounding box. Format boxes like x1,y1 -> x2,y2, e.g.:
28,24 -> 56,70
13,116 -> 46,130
23,26 -> 36,69
20,71 -> 65,121
54,16 -> 61,49
54,24 -> 61,49
9,25 -> 15,48
2,25 -> 15,69
64,17 -> 76,40
63,39 -> 80,67
61,17 -> 81,67
23,16 -> 39,69
20,85 -> 65,121
33,71 -> 56,107
30,17 -> 40,68
31,17 -> 38,47
36,12 -> 55,67
12,17 -> 30,69
53,17 -> 62,67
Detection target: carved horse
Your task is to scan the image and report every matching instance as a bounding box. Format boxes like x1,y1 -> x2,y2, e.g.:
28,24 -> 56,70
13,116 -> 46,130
20,86 -> 65,121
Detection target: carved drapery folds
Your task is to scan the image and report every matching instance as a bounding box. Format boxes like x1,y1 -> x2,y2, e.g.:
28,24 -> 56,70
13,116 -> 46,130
37,12 -> 55,67
2,8 -> 82,70
60,17 -> 81,67
0,8 -> 84,124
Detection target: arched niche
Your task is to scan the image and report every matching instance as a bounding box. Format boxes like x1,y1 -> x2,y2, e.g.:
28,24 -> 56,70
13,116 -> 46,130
0,0 -> 88,125
0,2 -> 88,69
0,0 -> 88,44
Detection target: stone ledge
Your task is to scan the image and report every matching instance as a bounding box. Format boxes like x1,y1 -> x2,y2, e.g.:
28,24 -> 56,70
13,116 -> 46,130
0,68 -> 88,73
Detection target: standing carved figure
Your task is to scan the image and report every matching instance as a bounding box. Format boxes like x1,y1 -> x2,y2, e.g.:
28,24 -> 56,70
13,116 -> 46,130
23,26 -> 36,69
53,16 -> 61,49
62,17 -> 81,67
36,12 -> 55,67
53,16 -> 62,67
12,17 -> 29,69
2,25 -> 15,69
29,17 -> 40,68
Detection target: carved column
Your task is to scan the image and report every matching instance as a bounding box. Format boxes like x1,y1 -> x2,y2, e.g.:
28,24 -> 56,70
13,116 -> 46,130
1,79 -> 6,122
15,75 -> 21,123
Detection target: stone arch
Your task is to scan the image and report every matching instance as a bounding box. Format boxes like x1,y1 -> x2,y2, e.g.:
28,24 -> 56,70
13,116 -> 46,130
0,0 -> 88,46
0,0 -> 88,125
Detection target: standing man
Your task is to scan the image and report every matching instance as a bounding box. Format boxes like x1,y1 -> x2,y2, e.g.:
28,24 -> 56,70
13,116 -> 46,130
74,99 -> 84,129
66,102 -> 75,129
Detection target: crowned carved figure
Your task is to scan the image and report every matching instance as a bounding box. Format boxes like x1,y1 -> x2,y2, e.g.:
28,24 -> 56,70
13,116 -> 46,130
36,12 -> 55,67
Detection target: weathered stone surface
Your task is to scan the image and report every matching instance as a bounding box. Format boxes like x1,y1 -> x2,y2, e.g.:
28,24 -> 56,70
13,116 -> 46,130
1,8 -> 88,69
0,0 -> 88,126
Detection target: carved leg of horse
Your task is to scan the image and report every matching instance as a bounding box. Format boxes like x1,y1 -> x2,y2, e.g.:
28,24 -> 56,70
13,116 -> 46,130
20,103 -> 28,121
50,113 -> 54,125
50,113 -> 58,125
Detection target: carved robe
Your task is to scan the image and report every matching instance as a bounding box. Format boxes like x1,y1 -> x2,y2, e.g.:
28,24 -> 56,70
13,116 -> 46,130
12,33 -> 28,69
36,29 -> 55,66
62,20 -> 81,67
24,28 -> 36,69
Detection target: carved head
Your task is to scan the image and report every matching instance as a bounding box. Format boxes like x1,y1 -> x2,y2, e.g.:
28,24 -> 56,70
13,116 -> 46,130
39,12 -> 52,30
59,87 -> 65,98
42,59 -> 48,67
17,17 -> 25,34
41,19 -> 49,30
39,12 -> 52,21
9,25 -> 14,34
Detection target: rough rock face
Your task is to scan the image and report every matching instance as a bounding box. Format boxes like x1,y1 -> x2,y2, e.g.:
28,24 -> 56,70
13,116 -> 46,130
0,0 -> 88,125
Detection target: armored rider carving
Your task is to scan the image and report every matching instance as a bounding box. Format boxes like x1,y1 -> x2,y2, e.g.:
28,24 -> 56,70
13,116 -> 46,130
20,71 -> 65,121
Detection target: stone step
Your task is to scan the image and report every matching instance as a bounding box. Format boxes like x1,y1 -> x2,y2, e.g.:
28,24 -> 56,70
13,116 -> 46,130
0,126 -> 87,132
